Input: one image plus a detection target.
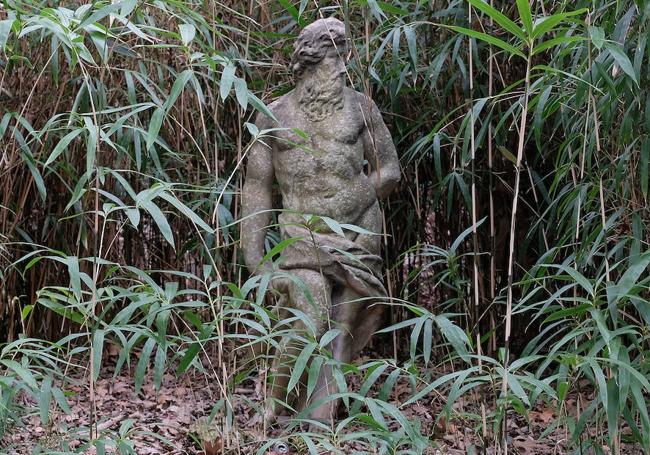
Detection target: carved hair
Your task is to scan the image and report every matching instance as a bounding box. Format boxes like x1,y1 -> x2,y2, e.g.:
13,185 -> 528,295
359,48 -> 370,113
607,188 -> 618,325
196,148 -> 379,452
291,17 -> 347,80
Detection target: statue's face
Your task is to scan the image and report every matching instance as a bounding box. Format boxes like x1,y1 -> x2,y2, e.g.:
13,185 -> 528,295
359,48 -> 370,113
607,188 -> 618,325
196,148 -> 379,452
318,48 -> 346,83
301,47 -> 346,89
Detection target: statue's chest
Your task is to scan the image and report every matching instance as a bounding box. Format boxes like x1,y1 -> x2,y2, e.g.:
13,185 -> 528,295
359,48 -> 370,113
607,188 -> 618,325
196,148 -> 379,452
274,110 -> 364,149
273,114 -> 365,179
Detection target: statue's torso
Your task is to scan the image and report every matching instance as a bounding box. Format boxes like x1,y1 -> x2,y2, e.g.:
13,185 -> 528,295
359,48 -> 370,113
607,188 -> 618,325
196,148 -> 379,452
269,89 -> 381,246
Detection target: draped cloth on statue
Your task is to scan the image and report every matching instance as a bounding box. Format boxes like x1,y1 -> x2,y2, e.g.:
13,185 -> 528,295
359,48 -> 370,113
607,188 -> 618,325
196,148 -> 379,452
277,214 -> 387,300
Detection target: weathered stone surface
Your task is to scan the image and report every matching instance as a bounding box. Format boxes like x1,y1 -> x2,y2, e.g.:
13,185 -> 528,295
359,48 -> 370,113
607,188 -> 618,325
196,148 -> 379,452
240,17 -> 400,423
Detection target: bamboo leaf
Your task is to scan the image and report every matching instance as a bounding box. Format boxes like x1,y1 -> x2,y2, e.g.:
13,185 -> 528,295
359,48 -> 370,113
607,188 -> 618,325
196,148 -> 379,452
642,139 -> 649,198
146,107 -> 165,151
532,35 -> 586,55
135,338 -> 156,394
516,0 -> 533,37
261,237 -> 302,265
1,359 -> 38,389
404,24 -> 417,70
0,19 -> 15,50
287,342 -> 317,392
319,328 -> 342,348
234,77 -> 248,110
157,191 -> 213,233
248,93 -> 277,122
164,69 -> 194,111
220,63 -> 236,100
532,9 -> 587,38
140,199 -> 175,249
605,42 -> 639,85
38,377 -> 52,425
443,25 -> 526,58
466,0 -> 526,40
92,329 -> 105,381
588,26 -> 605,49
77,2 -> 123,29
62,255 -> 82,301
178,23 -> 195,46
45,129 -> 83,166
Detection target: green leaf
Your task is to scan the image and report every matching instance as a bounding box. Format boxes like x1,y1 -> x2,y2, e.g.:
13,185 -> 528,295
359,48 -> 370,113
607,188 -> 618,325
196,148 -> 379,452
157,191 -> 213,233
0,112 -> 11,140
179,23 -> 195,46
135,337 -> 156,393
177,325 -> 213,375
319,328 -> 342,348
153,343 -> 166,389
164,70 -> 194,111
140,199 -> 175,249
39,377 -> 52,425
608,252 -> 650,306
65,174 -> 89,212
278,0 -> 305,26
404,25 -> 417,70
443,25 -> 526,58
450,217 -> 485,253
92,329 -> 105,381
287,342 -> 317,392
248,93 -> 277,122
52,387 -> 71,414
22,151 -> 47,201
467,0 -> 526,40
588,26 -> 605,49
1,359 -> 38,389
507,372 -> 530,406
498,145 -> 517,164
435,314 -> 470,358
125,208 -> 140,228
320,216 -> 345,236
532,36 -> 586,55
21,304 -> 34,320
77,2 -> 123,29
533,85 -> 552,147
423,318 -> 433,365
83,116 -> 98,177
605,43 -> 639,84
306,356 -> 324,399
516,0 -> 533,36
45,129 -> 83,167
366,0 -> 388,21
532,9 -> 587,39
63,256 -> 81,301
641,139 -> 649,199
0,19 -> 15,51
377,1 -> 408,15
220,63 -> 236,100
261,237 -> 302,265
146,107 -> 165,151
234,77 -> 248,110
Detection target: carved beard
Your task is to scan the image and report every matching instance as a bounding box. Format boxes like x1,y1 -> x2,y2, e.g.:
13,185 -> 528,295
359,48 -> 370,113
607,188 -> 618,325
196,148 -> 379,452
297,67 -> 344,122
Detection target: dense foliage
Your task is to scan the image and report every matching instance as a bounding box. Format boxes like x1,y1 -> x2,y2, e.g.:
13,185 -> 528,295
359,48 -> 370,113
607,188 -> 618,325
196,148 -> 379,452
1,0 -> 649,453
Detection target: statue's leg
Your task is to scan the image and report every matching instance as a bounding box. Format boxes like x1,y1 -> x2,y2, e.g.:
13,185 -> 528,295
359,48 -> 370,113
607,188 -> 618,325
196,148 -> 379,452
306,286 -> 364,422
306,289 -> 385,422
267,269 -> 331,423
349,299 -> 385,360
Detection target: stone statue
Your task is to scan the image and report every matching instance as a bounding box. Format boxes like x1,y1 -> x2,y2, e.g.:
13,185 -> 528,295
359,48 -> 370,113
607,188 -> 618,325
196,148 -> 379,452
240,17 -> 400,424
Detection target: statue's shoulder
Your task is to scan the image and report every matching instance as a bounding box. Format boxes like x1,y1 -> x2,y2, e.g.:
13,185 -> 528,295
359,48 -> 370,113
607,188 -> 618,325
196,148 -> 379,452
346,88 -> 378,114
255,90 -> 296,127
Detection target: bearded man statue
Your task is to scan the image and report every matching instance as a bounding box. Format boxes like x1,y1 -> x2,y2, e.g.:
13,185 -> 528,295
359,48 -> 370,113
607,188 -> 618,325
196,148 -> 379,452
241,17 -> 400,424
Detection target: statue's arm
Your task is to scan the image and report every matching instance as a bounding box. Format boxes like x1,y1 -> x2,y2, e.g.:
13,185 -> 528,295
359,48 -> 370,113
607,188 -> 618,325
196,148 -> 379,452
362,98 -> 401,200
241,115 -> 275,275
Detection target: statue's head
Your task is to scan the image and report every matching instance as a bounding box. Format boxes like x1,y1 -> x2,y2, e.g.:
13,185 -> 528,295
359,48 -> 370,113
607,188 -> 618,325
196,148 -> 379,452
291,17 -> 347,81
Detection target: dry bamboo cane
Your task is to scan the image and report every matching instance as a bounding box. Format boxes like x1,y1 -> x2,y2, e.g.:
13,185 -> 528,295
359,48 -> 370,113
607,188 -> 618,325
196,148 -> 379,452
502,47 -> 533,455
